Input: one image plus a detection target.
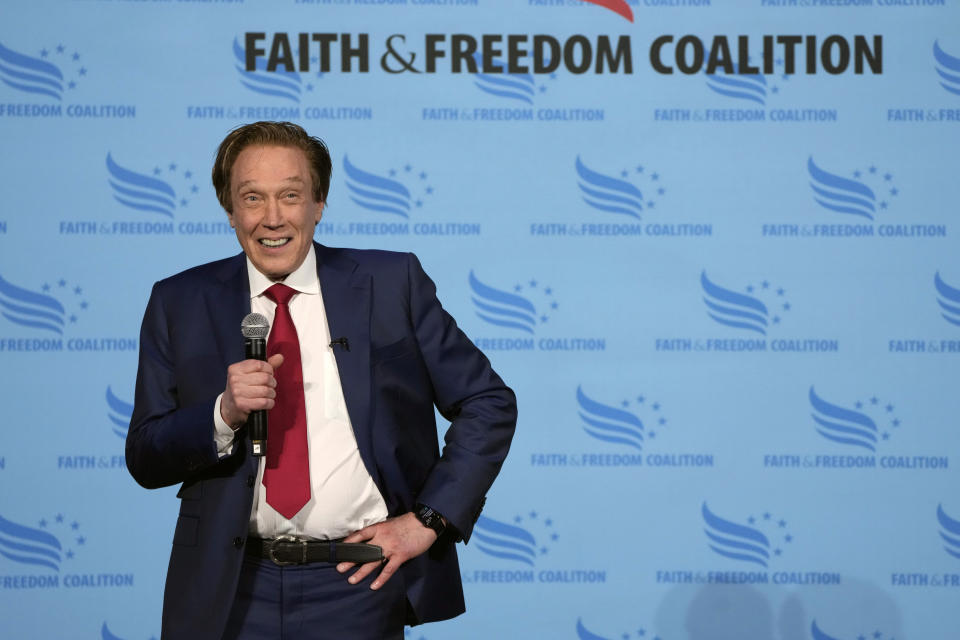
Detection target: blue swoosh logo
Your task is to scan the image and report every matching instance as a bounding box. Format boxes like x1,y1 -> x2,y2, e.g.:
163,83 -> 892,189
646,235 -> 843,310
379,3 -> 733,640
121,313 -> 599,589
0,273 -> 66,335
576,155 -> 644,220
469,271 -> 537,334
810,620 -> 841,640
808,157 -> 876,221
576,618 -> 612,640
343,156 -> 411,218
577,386 -> 644,451
701,271 -> 769,335
934,272 -> 960,328
702,502 -> 771,568
107,386 -> 133,439
101,622 -> 126,640
233,37 -> 302,103
0,513 -> 62,572
809,386 -> 878,452
473,515 -> 538,566
706,64 -> 768,106
0,41 -> 63,100
937,504 -> 960,560
933,40 -> 960,97
472,53 -> 536,104
106,153 -> 177,217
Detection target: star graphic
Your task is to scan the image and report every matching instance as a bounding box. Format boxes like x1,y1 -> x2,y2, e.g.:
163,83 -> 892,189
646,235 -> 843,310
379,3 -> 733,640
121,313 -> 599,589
774,548 -> 782,556
652,403 -> 660,411
72,521 -> 79,530
544,518 -> 552,527
785,534 -> 793,543
40,48 -> 49,57
890,187 -> 899,196
42,283 -> 50,292
884,173 -> 892,181
648,431 -> 655,439
880,201 -> 888,210
78,67 -> 87,76
39,518 -> 48,528
70,315 -> 77,323
529,511 -> 538,519
68,81 -> 76,89
892,418 -> 900,427
544,287 -> 552,295
80,301 -> 89,310
72,52 -> 80,61
551,532 -> 558,541
746,285 -> 755,293
886,404 -> 894,412
58,279 -> 67,287
180,198 -> 188,207
66,550 -> 74,559
763,512 -> 771,520
855,401 -> 863,409
425,186 -> 434,195
647,201 -> 655,208
882,432 -> 890,440
415,200 -> 423,208
621,170 -> 629,178
783,302 -> 791,311
514,284 -> 522,292
748,516 -> 756,525
56,514 -> 64,523
77,536 -> 85,546
419,171 -> 427,180
636,165 -> 644,173
658,417 -> 666,426
869,165 -> 877,174
57,44 -> 65,54
184,170 -> 192,179
853,170 -> 862,179
657,187 -> 665,195
778,519 -> 786,527
761,280 -> 769,289
404,164 -> 412,172
622,400 -> 630,408
169,163 -> 177,171
154,167 -> 162,175
191,185 -> 199,194
389,169 -> 396,177
773,316 -> 781,324
870,396 -> 879,405
529,279 -> 538,288
777,287 -> 785,296
636,395 -> 645,403
514,515 -> 522,523
771,86 -> 779,94
540,315 -> 548,323
650,172 -> 659,181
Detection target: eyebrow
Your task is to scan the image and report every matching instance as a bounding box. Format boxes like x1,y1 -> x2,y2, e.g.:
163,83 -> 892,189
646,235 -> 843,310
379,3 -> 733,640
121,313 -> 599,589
235,176 -> 306,190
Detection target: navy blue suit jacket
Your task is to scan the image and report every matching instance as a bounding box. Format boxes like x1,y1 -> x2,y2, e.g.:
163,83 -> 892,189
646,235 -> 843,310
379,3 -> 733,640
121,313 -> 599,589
126,243 -> 517,640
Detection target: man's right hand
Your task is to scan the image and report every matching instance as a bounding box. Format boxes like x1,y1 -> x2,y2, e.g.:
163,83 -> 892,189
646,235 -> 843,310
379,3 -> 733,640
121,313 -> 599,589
220,353 -> 284,430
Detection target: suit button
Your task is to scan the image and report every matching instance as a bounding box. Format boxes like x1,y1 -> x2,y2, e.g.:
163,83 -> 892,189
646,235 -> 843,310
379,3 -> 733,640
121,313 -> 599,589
234,537 -> 244,548
246,475 -> 255,488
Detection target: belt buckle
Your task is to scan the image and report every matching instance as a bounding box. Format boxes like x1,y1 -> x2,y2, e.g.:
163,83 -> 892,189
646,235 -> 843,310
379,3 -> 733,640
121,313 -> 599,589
267,535 -> 307,566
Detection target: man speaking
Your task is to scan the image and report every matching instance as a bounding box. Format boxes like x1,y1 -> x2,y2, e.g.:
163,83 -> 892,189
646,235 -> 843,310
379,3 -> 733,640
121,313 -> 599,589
126,121 -> 517,639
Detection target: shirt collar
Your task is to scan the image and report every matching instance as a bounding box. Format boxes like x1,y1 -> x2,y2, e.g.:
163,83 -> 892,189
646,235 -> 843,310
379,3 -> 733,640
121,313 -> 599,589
246,244 -> 320,299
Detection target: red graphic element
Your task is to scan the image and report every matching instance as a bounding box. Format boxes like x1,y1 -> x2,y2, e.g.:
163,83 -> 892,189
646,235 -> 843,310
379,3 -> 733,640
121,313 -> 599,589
580,0 -> 634,22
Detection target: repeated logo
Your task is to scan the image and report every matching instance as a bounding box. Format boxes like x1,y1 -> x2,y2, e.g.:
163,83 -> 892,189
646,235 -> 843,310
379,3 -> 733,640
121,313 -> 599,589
185,37 -> 372,122
810,621 -> 894,640
0,39 -> 134,118
763,385 -> 947,471
760,156 -> 947,239
654,271 -> 839,353
464,511 -> 607,585
318,155 -> 477,236
655,501 -> 839,587
56,153 -> 226,236
0,510 -> 132,590
937,504 -> 960,560
887,40 -> 960,124
0,272 -> 136,353
704,63 -> 780,107
887,271 -> 960,355
100,622 -> 156,640
107,386 -> 132,440
530,385 -> 713,469
530,155 -> 710,239
891,503 -> 960,589
467,271 -> 605,352
576,618 -> 662,640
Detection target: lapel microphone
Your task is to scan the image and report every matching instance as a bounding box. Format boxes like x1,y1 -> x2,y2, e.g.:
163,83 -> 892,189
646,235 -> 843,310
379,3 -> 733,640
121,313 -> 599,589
241,312 -> 270,457
329,337 -> 350,351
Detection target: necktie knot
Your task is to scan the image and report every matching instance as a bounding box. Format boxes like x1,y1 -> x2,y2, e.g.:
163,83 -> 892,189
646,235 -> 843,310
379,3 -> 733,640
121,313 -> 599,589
265,283 -> 297,307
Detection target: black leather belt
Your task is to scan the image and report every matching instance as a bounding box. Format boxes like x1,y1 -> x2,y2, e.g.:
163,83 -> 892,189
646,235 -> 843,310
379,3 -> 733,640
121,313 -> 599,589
246,536 -> 383,566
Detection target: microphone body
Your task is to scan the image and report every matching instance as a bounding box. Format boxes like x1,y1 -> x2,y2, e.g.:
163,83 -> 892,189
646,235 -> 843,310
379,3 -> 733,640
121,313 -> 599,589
241,313 -> 271,457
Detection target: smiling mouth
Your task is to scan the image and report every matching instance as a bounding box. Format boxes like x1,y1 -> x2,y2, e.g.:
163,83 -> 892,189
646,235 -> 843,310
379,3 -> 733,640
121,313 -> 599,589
259,238 -> 290,248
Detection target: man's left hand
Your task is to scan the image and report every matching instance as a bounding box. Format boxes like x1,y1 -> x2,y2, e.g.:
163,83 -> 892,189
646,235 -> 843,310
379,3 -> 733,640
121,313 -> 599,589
337,512 -> 437,590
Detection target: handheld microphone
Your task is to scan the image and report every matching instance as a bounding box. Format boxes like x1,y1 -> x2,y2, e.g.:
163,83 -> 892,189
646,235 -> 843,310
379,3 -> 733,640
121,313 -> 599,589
241,312 -> 270,457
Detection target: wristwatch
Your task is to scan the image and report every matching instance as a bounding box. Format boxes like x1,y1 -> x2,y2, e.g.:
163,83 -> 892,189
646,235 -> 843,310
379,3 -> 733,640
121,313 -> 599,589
414,503 -> 446,537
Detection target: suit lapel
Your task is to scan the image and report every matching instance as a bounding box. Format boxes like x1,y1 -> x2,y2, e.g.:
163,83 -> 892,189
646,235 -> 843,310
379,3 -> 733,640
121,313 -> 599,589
314,244 -> 378,485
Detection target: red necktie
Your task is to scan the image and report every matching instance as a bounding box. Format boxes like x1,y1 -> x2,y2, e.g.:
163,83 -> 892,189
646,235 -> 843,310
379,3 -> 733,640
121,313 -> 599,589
262,283 -> 310,519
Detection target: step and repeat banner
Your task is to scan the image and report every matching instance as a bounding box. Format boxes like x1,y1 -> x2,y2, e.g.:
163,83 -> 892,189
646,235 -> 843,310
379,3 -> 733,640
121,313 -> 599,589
1,1 -> 958,638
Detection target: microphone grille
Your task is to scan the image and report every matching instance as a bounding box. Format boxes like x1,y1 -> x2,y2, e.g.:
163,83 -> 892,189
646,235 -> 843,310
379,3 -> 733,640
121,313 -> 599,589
241,312 -> 270,339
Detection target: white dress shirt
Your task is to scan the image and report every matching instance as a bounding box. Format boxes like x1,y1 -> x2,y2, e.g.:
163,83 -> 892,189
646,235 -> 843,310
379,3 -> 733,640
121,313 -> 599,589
213,245 -> 388,540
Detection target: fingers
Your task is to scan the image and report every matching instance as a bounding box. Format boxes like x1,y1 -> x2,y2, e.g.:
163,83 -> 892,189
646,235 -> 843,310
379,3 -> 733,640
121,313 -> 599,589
221,358 -> 282,426
267,353 -> 284,369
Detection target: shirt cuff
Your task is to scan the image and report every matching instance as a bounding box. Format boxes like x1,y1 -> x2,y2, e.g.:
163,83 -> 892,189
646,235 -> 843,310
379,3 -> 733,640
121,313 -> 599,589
213,393 -> 236,457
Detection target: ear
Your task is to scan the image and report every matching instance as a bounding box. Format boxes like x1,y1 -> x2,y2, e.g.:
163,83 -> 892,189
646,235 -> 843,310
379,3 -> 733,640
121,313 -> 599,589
314,201 -> 324,223
226,209 -> 236,228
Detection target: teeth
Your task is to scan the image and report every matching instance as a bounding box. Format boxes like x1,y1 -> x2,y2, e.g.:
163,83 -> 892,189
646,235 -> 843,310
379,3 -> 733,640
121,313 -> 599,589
260,238 -> 289,247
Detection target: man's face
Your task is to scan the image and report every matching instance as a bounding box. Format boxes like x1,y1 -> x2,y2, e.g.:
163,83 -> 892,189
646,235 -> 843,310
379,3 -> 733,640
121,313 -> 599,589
227,145 -> 323,280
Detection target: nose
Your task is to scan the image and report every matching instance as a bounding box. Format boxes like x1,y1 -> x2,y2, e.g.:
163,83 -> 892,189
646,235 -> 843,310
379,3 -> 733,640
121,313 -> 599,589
262,197 -> 284,228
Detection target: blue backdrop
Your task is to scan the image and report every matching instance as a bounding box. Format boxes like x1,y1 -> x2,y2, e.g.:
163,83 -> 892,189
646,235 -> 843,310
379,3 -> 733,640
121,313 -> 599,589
1,1 -> 959,638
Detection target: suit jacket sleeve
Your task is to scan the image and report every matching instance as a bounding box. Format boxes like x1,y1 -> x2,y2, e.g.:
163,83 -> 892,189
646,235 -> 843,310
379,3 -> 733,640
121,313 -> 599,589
403,254 -> 517,542
126,280 -> 225,489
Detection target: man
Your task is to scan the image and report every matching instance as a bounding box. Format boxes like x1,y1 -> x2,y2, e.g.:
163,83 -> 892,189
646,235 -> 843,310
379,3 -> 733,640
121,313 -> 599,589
126,121 -> 517,639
